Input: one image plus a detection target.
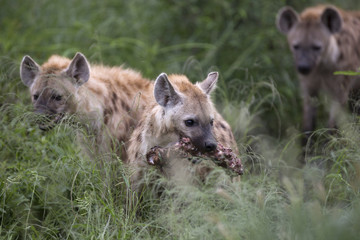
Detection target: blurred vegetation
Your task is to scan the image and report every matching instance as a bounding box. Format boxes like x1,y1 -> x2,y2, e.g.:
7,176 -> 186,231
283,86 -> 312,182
1,0 -> 360,239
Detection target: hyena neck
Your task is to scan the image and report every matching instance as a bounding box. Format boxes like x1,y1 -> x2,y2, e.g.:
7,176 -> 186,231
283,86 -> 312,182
73,84 -> 106,126
141,105 -> 178,154
321,36 -> 340,67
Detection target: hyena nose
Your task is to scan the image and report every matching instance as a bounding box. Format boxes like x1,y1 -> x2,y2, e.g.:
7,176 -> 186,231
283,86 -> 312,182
35,107 -> 49,115
297,65 -> 312,75
205,141 -> 217,152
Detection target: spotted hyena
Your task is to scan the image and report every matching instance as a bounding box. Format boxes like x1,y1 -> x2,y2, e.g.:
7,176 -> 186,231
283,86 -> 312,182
127,72 -> 238,190
276,5 -> 360,144
20,52 -> 152,158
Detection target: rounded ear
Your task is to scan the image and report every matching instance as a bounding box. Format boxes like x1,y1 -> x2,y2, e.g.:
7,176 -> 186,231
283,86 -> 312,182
321,7 -> 342,33
276,6 -> 299,34
65,52 -> 90,87
154,73 -> 181,108
198,72 -> 218,95
20,55 -> 40,87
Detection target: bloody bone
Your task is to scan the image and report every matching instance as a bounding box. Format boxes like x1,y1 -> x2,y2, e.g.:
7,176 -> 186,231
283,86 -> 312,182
146,137 -> 243,175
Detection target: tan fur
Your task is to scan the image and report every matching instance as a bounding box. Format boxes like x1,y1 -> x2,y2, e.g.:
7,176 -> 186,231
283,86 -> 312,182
23,54 -> 152,159
277,5 -> 360,143
127,73 -> 238,190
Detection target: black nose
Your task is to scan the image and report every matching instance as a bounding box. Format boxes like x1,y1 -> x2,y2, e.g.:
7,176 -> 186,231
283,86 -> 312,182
297,65 -> 312,75
205,142 -> 217,152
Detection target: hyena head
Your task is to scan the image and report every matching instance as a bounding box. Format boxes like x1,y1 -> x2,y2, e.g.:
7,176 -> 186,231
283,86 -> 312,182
20,52 -> 90,130
154,72 -> 219,153
276,6 -> 342,75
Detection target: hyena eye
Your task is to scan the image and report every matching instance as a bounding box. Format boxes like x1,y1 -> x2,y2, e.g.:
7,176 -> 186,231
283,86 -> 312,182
33,94 -> 39,100
184,119 -> 195,127
51,95 -> 62,101
55,95 -> 62,101
210,119 -> 214,126
293,44 -> 300,50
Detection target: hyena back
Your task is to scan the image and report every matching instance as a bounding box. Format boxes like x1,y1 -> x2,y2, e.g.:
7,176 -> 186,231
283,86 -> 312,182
127,72 -> 238,189
276,5 -> 360,144
20,52 -> 152,158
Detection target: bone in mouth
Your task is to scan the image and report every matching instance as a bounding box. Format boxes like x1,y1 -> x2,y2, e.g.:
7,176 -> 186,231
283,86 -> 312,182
146,137 -> 243,175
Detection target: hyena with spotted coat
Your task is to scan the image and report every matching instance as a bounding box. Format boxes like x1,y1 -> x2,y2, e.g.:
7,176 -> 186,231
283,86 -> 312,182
20,52 -> 152,158
127,72 -> 238,190
276,5 -> 360,144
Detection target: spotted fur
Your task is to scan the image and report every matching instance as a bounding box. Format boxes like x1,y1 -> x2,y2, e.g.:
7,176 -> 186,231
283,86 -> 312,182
20,52 -> 152,159
127,72 -> 238,191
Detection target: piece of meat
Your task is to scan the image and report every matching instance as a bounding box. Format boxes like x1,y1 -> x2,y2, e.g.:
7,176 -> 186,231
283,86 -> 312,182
146,137 -> 243,175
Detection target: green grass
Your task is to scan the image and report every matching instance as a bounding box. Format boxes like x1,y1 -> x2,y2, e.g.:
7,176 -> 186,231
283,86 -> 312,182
1,0 -> 360,239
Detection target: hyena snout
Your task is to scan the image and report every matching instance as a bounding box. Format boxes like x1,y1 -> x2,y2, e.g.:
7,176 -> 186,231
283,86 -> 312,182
34,104 -> 56,116
297,64 -> 312,75
296,55 -> 314,75
192,134 -> 217,153
204,141 -> 217,152
34,104 -> 61,130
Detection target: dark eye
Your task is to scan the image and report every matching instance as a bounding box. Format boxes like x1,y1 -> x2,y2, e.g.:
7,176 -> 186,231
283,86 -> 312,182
210,119 -> 214,126
312,45 -> 321,51
293,44 -> 300,50
185,119 -> 195,127
55,95 -> 62,101
33,94 -> 39,100
51,95 -> 62,101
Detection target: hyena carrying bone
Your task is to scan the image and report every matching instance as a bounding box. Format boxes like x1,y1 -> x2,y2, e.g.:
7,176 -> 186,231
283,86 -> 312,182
127,72 -> 238,191
276,5 -> 360,144
20,52 -> 152,158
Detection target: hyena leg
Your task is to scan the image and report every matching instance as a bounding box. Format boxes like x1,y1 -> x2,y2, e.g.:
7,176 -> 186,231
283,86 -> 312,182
328,101 -> 340,129
328,95 -> 348,130
348,88 -> 360,114
302,94 -> 317,147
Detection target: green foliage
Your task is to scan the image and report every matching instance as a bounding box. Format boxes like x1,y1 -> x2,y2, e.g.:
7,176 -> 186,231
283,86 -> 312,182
1,0 -> 360,239
334,70 -> 360,76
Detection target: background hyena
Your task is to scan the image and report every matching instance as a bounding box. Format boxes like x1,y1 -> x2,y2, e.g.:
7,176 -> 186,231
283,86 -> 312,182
276,5 -> 360,145
20,52 -> 152,159
127,72 -> 238,191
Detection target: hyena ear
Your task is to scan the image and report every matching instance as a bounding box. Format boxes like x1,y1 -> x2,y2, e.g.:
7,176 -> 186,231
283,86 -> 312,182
20,55 -> 40,87
65,52 -> 90,87
154,73 -> 181,108
198,72 -> 218,95
276,6 -> 299,34
321,7 -> 342,34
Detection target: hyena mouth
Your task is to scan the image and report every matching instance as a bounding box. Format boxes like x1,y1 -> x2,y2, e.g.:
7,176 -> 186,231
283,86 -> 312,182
179,135 -> 216,154
37,113 -> 64,131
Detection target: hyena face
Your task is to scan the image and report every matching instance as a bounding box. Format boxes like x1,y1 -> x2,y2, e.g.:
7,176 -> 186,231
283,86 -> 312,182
20,53 -> 90,130
277,6 -> 342,75
154,72 -> 219,152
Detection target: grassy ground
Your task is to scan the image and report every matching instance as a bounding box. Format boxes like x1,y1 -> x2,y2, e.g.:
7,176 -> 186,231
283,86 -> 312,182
1,0 -> 360,239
